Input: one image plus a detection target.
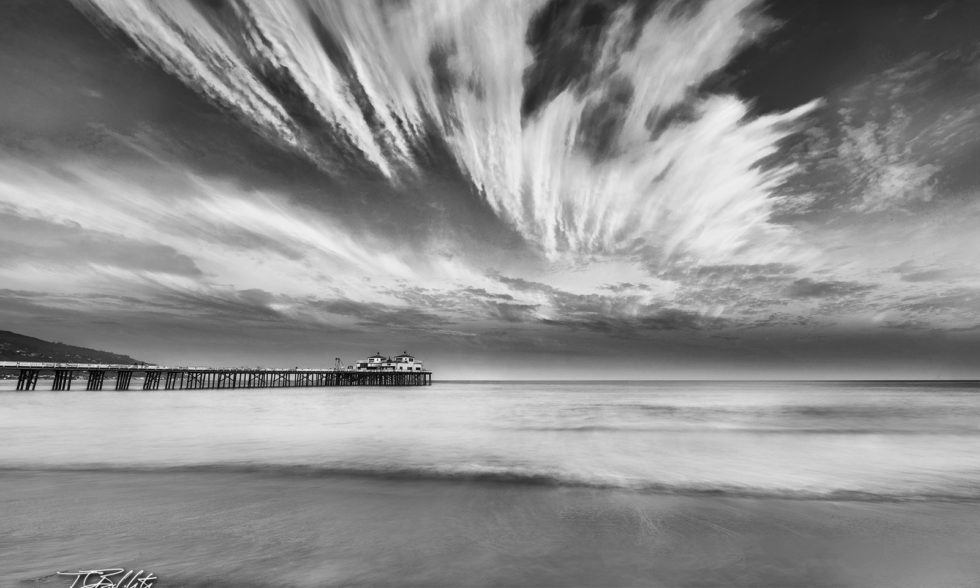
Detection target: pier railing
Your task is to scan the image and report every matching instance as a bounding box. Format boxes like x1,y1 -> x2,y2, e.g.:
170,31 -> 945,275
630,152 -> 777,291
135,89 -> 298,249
0,362 -> 432,391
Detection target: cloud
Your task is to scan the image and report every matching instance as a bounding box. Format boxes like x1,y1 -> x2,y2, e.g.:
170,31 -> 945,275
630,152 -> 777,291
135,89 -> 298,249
4,1 -> 980,376
900,290 -> 980,314
310,298 -> 454,329
785,51 -> 980,215
0,214 -> 203,276
494,275 -> 559,295
485,302 -> 540,323
76,0 -> 817,271
0,157 -> 426,295
637,308 -> 711,330
836,113 -> 940,213
785,279 -> 875,299
601,282 -> 652,293
461,288 -> 515,301
541,307 -> 724,334
900,268 -> 952,283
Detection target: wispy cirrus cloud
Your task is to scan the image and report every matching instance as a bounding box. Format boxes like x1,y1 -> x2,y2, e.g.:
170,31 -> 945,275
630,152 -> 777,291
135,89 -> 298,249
76,0 -> 817,270
0,157 -> 420,296
786,50 -> 980,216
3,0 -> 980,376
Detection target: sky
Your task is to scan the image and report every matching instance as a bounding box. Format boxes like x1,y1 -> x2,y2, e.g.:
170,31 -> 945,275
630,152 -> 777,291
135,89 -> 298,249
1,0 -> 979,379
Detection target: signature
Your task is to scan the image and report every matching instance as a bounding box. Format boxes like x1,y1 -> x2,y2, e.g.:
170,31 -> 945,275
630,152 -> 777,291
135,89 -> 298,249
56,569 -> 157,588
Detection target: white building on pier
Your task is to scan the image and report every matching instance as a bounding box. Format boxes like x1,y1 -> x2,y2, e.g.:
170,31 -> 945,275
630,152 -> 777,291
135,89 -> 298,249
355,351 -> 424,372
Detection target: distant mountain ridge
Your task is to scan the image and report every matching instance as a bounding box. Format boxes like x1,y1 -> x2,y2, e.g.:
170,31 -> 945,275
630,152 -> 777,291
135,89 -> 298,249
0,330 -> 144,365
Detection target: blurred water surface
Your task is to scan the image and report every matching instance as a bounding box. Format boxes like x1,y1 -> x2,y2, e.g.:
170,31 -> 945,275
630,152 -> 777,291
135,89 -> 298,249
4,381 -> 980,587
2,380 -> 979,499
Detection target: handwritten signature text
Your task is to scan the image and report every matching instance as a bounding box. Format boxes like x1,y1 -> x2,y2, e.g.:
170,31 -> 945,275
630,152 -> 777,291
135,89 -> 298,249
57,568 -> 157,588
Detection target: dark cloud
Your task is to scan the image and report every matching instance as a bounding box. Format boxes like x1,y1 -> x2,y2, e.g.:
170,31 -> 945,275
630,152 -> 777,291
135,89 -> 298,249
890,260 -> 976,285
494,275 -> 559,294
880,319 -> 931,330
660,263 -> 798,282
461,288 -> 515,301
486,302 -> 540,323
311,298 -> 454,329
900,290 -> 980,313
785,279 -> 875,299
637,308 -> 712,330
601,282 -> 652,293
541,307 -> 723,335
389,278 -> 725,336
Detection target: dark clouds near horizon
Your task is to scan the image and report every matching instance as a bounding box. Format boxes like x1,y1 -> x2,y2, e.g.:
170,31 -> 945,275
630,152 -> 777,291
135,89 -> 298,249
1,0 -> 979,378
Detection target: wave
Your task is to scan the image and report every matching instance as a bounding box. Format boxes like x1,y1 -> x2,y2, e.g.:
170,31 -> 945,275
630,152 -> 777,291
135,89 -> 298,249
614,403 -> 956,419
3,463 -> 978,504
505,425 -> 980,435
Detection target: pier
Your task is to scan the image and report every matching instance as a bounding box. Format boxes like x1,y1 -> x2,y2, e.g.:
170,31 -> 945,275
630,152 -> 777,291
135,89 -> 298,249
1,362 -> 432,391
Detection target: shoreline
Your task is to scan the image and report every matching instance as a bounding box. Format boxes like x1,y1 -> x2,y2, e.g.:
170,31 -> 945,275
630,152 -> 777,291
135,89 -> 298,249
5,469 -> 980,587
2,465 -> 979,505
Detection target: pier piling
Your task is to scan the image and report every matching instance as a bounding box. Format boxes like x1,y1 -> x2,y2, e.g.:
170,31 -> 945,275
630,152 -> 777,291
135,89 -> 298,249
52,369 -> 73,391
5,362 -> 433,391
164,371 -> 181,390
115,370 -> 133,391
86,370 -> 106,391
16,369 -> 40,391
143,371 -> 161,390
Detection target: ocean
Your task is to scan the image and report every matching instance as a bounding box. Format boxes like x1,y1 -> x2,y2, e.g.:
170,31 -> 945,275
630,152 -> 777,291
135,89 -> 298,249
2,380 -> 980,587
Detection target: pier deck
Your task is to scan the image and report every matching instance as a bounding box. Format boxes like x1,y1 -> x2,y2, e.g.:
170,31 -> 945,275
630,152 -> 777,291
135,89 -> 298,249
0,362 -> 432,391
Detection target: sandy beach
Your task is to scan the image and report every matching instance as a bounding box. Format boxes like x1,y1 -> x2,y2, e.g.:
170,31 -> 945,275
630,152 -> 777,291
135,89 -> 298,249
4,469 -> 980,587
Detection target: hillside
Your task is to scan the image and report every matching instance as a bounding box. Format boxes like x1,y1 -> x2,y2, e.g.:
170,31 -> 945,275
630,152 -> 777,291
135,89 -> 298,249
0,330 -> 145,365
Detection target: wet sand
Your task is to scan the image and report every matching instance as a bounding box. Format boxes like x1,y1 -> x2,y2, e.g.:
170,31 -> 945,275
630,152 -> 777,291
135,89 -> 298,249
4,470 -> 980,587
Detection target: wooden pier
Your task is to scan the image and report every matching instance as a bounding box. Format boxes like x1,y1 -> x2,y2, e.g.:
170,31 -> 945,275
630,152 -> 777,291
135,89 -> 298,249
1,362 -> 432,391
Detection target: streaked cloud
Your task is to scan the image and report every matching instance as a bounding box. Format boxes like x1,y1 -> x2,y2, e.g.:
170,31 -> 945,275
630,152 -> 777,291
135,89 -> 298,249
0,0 -> 979,377
75,0 -> 818,269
